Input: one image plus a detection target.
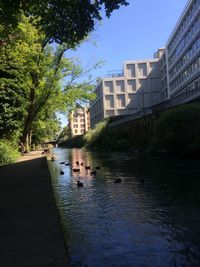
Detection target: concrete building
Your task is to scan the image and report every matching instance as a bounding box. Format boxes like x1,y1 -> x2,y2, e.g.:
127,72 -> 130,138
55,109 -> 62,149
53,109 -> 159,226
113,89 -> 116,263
68,107 -> 90,137
90,0 -> 200,128
90,49 -> 164,128
164,0 -> 200,104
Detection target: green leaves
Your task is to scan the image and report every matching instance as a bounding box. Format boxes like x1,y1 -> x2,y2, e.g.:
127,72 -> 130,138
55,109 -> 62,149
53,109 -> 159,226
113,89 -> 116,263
1,0 -> 129,45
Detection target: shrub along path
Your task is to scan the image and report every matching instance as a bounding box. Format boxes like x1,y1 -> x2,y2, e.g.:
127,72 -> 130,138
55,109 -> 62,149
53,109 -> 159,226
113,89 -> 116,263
0,155 -> 68,267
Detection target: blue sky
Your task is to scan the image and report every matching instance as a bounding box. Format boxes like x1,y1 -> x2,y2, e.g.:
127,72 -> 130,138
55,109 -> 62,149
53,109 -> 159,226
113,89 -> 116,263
67,0 -> 188,77
60,0 -> 188,127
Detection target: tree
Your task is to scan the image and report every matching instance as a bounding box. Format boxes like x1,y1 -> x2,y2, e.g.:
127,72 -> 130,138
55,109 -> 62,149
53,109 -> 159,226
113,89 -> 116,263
0,16 -> 97,149
0,0 -> 129,45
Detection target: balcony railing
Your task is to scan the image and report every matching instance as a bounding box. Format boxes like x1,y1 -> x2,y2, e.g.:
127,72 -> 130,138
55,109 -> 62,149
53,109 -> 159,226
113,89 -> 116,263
106,70 -> 124,78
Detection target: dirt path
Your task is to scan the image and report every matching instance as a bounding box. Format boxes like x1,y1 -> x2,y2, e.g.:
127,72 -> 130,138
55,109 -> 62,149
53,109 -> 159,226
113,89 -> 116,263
0,156 -> 68,267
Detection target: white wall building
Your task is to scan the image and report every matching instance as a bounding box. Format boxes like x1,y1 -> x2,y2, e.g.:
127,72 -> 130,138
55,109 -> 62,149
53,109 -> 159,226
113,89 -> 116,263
90,49 -> 164,128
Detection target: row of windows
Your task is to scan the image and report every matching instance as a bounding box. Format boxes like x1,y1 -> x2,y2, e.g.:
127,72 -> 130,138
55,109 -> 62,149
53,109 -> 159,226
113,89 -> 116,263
73,118 -> 85,123
105,93 -> 136,109
169,14 -> 200,66
168,0 -> 199,54
73,124 -> 85,128
170,56 -> 200,91
171,76 -> 200,105
104,80 -> 136,93
169,36 -> 200,79
73,129 -> 85,134
74,113 -> 85,118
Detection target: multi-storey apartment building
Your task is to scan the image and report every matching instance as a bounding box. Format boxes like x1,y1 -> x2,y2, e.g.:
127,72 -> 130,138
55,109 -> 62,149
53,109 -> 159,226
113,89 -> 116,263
90,49 -> 164,128
68,107 -> 90,137
165,0 -> 200,104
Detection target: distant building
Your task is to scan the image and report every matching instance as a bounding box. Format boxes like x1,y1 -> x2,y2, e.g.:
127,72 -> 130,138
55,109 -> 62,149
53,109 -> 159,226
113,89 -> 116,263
68,107 -> 90,137
90,49 -> 164,128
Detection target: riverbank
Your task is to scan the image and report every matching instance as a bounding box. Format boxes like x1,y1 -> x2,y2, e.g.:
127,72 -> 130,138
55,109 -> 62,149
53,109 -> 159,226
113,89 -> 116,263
0,154 -> 68,267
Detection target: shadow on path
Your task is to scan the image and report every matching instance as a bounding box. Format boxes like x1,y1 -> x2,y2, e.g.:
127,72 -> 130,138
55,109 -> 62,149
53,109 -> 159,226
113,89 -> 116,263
0,158 -> 68,267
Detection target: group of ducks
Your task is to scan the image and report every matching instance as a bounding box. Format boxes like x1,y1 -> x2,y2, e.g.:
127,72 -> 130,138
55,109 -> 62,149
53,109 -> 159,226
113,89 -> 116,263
58,160 -> 122,187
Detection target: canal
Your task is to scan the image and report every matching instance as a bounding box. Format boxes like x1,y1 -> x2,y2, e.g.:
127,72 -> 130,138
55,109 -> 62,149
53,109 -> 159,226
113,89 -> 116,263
48,148 -> 200,267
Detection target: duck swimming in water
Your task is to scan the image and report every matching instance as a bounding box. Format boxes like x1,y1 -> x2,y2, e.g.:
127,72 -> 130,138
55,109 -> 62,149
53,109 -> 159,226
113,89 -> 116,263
114,178 -> 121,183
77,181 -> 83,187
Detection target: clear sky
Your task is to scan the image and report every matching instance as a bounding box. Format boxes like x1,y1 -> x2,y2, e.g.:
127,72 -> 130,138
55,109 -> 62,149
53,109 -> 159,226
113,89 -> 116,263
60,0 -> 188,127
67,0 -> 188,77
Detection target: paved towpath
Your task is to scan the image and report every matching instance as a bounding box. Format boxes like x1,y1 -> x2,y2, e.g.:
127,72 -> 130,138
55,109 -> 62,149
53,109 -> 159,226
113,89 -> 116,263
0,153 -> 68,267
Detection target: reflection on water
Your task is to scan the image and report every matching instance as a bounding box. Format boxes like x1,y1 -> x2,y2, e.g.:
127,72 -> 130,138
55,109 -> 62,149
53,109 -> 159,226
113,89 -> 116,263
48,148 -> 200,267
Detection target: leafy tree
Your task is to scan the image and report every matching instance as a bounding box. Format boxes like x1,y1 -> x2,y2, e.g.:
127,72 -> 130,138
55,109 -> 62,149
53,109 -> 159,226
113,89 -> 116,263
0,0 -> 129,45
0,16 -> 97,149
57,126 -> 70,142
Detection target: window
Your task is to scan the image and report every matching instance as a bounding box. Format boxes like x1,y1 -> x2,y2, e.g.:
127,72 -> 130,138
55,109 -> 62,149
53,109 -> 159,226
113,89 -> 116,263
138,79 -> 146,89
127,80 -> 136,92
116,80 -> 125,92
138,63 -> 147,76
126,64 -> 135,77
73,124 -> 78,128
104,81 -> 113,93
105,95 -> 114,108
127,93 -> 135,104
116,94 -> 125,108
105,110 -> 114,116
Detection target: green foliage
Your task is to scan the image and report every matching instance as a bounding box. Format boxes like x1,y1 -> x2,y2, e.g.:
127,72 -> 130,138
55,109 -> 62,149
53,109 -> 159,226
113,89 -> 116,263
0,140 -> 20,166
57,126 -> 70,142
0,0 -> 129,45
1,15 -> 101,147
84,120 -> 109,147
152,104 -> 200,153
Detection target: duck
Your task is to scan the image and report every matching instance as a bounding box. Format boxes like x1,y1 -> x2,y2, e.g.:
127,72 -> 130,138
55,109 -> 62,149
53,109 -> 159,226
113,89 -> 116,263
95,166 -> 101,170
73,168 -> 80,172
77,181 -> 83,187
91,170 -> 97,176
114,178 -> 122,183
60,170 -> 64,175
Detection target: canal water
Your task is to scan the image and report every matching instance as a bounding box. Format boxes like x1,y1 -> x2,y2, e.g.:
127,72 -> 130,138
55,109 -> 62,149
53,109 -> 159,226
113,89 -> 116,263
48,148 -> 200,267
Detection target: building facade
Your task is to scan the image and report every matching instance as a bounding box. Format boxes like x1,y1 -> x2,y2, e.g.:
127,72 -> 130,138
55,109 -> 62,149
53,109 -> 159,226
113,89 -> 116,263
90,0 -> 200,128
90,49 -> 164,128
68,107 -> 90,137
164,0 -> 200,104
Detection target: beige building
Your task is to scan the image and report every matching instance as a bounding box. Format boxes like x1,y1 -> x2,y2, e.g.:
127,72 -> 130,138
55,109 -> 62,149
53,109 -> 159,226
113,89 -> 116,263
68,107 -> 90,137
90,49 -> 164,128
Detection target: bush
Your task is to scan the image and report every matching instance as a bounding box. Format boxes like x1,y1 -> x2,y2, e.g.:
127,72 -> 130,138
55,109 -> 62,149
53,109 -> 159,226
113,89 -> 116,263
152,104 -> 200,153
0,140 -> 20,166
